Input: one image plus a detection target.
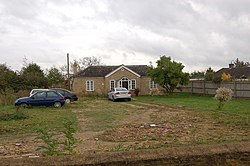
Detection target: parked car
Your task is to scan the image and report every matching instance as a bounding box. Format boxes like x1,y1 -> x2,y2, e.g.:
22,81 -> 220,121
50,88 -> 78,104
30,89 -> 48,96
15,90 -> 65,108
108,87 -> 132,102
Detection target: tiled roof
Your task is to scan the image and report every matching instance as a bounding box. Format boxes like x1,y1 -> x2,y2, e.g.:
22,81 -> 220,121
227,67 -> 250,78
78,65 -> 148,77
215,67 -> 250,79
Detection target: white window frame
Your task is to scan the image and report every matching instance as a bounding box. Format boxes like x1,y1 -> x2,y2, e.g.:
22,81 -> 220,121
149,80 -> 157,89
131,79 -> 136,90
86,80 -> 94,91
110,80 -> 115,90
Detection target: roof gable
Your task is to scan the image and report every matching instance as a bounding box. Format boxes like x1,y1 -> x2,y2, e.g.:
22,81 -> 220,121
105,65 -> 140,78
78,65 -> 148,77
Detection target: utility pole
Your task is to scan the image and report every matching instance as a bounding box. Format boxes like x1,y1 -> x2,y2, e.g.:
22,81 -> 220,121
67,53 -> 70,90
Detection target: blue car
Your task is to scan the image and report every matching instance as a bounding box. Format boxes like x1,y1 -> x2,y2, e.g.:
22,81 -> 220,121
15,90 -> 65,108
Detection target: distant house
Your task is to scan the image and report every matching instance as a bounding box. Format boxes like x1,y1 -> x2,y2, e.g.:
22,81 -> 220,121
72,65 -> 158,95
215,64 -> 250,79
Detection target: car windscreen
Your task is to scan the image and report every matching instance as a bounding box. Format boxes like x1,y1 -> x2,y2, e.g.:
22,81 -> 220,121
116,88 -> 127,91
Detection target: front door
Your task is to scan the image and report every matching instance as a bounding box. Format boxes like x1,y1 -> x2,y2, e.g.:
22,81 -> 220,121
122,81 -> 128,89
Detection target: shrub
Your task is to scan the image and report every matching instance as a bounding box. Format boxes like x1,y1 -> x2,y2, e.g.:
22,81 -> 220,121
0,89 -> 16,106
221,73 -> 231,82
0,107 -> 28,121
36,118 -> 79,156
214,87 -> 233,110
149,88 -> 159,96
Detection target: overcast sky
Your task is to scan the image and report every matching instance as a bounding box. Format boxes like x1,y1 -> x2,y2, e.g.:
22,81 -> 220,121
1,0 -> 250,72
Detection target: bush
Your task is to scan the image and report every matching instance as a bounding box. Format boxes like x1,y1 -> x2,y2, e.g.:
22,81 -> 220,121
214,87 -> 233,110
36,118 -> 79,156
149,88 -> 159,96
0,109 -> 28,121
0,89 -> 16,106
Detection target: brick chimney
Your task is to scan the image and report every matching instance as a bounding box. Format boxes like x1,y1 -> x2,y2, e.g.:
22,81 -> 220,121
229,63 -> 234,69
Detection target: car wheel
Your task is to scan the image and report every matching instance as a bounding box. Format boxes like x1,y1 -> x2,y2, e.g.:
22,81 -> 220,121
112,96 -> 116,102
128,98 -> 131,101
65,98 -> 71,104
54,102 -> 62,108
20,103 -> 28,108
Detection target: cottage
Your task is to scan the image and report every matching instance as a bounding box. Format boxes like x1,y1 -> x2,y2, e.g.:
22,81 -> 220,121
215,65 -> 250,79
72,65 -> 157,95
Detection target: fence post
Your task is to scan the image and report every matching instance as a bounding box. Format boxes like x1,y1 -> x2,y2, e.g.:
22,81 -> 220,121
234,80 -> 237,98
191,81 -> 193,94
203,80 -> 206,95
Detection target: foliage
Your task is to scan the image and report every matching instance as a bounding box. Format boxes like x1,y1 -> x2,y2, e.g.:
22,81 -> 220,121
46,67 -> 64,87
0,106 -> 75,135
0,64 -> 21,92
36,128 -> 61,156
221,72 -> 231,81
212,76 -> 222,84
0,88 -> 16,105
147,56 -> 189,94
0,109 -> 28,121
72,56 -> 102,72
20,63 -> 48,90
233,58 -> 249,68
204,67 -> 214,81
190,71 -> 205,79
149,88 -> 159,96
36,118 -> 78,156
60,119 -> 78,155
214,87 -> 233,110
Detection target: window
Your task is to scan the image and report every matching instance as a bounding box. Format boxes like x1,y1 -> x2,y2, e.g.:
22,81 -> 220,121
131,79 -> 136,90
47,91 -> 59,98
33,91 -> 46,99
149,80 -> 157,89
86,80 -> 94,91
110,80 -> 115,90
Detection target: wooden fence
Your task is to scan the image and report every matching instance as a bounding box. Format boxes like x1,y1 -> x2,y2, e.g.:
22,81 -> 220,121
181,80 -> 250,98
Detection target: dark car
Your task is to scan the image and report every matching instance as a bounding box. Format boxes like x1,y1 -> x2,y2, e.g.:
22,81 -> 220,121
15,90 -> 65,108
50,88 -> 78,104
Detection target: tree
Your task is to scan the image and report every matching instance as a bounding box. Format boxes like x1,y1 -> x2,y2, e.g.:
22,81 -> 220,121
74,56 -> 102,71
221,72 -> 231,81
46,67 -> 64,87
190,71 -> 205,79
204,67 -> 214,81
233,58 -> 249,68
0,64 -> 20,92
20,63 -> 48,89
147,56 -> 189,94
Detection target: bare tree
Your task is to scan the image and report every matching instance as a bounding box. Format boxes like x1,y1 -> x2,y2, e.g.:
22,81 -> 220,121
233,58 -> 249,68
71,56 -> 102,72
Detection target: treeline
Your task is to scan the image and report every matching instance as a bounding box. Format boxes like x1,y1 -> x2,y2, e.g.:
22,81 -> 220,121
0,63 -> 65,93
0,56 -> 102,105
0,62 -> 67,105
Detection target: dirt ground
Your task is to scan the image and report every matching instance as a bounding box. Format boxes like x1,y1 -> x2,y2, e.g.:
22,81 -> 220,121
0,100 -> 249,159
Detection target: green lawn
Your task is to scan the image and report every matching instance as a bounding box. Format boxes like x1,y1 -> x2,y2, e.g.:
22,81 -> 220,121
0,93 -> 249,139
0,105 -> 76,136
135,93 -> 250,126
136,93 -> 250,115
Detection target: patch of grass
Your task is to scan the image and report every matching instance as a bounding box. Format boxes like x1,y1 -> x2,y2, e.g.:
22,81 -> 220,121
136,93 -> 250,126
77,98 -> 136,131
0,105 -> 76,136
137,93 -> 250,115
